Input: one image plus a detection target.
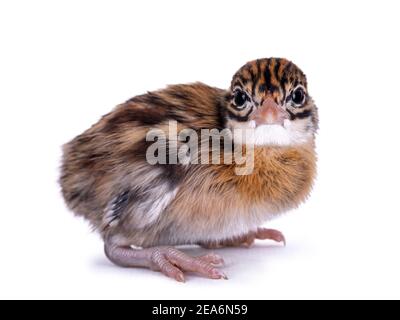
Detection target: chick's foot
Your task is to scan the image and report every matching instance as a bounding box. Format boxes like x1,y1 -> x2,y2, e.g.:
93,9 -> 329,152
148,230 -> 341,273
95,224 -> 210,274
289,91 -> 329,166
105,243 -> 227,282
199,228 -> 286,249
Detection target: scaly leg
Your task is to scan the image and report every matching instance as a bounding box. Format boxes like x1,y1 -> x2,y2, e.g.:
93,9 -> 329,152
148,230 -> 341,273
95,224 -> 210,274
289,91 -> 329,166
199,228 -> 286,249
104,242 -> 227,282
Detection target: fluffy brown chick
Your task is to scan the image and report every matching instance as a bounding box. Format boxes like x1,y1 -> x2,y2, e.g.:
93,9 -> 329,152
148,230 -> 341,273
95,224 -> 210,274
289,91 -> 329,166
60,58 -> 318,282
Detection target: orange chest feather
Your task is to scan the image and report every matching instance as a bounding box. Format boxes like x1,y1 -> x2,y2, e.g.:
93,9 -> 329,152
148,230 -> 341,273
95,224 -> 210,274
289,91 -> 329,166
202,144 -> 317,212
243,146 -> 316,206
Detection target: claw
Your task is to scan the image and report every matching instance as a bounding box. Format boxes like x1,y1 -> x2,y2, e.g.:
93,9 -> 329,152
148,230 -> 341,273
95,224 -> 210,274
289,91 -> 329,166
176,273 -> 185,283
198,228 -> 286,249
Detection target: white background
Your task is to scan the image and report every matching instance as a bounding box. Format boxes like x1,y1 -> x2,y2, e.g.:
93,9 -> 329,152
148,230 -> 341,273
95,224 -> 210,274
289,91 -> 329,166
1,0 -> 399,300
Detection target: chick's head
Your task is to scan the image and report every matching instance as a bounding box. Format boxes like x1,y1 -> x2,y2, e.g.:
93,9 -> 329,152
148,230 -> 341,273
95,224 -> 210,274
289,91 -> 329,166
226,58 -> 318,146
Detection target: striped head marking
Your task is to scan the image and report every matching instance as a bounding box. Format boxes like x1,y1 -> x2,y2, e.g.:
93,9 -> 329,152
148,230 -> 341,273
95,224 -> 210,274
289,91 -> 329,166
226,58 -> 318,146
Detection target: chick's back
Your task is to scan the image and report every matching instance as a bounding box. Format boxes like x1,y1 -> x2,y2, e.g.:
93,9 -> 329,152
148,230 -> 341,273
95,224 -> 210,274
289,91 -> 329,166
60,83 -> 227,232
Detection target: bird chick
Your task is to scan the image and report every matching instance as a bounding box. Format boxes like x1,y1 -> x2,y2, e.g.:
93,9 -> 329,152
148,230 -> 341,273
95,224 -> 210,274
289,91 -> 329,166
60,58 -> 318,282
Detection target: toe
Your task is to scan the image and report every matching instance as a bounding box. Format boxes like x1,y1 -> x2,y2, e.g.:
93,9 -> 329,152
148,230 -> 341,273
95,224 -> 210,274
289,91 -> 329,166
184,258 -> 228,280
165,249 -> 228,280
256,228 -> 286,245
150,248 -> 185,282
162,262 -> 186,282
197,253 -> 225,266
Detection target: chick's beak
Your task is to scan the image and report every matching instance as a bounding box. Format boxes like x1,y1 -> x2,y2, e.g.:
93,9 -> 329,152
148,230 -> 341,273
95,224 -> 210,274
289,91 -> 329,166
251,97 -> 288,126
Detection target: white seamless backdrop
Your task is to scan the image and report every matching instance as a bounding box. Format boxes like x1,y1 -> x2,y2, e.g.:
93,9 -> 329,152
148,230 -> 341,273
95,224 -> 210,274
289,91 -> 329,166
0,0 -> 399,299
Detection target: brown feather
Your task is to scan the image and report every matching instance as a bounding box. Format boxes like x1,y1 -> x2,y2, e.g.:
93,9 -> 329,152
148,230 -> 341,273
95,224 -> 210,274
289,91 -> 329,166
60,58 -> 318,249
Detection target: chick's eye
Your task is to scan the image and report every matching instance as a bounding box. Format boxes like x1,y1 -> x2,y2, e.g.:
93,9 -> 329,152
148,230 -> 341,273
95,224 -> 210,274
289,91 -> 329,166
291,87 -> 306,105
233,90 -> 248,108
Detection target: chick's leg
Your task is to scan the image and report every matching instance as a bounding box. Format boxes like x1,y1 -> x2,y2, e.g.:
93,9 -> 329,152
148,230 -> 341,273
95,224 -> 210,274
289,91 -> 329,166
200,228 -> 286,249
104,242 -> 227,282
